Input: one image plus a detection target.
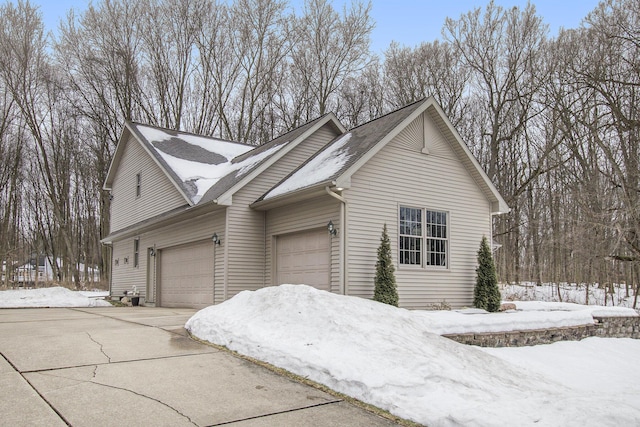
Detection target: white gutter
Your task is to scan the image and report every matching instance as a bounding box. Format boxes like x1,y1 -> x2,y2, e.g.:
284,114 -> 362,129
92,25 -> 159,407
325,186 -> 347,295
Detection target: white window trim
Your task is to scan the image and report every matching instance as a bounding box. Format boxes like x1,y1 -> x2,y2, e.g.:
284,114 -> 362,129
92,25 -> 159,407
399,205 -> 424,269
424,209 -> 449,269
398,205 -> 450,270
134,238 -> 140,268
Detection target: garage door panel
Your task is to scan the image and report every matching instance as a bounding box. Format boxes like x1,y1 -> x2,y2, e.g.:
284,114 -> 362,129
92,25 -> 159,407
276,230 -> 330,291
160,241 -> 214,309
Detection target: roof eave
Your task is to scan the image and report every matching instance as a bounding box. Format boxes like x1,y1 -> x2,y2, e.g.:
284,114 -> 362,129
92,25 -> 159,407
492,200 -> 511,215
100,201 -> 223,244
251,180 -> 337,211
103,122 -> 134,191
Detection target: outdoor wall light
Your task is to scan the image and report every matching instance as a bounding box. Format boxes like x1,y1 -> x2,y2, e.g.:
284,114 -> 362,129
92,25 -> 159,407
327,220 -> 337,236
149,248 -> 156,256
212,233 -> 221,245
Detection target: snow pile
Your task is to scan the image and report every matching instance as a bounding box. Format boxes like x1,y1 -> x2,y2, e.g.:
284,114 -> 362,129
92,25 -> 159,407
187,285 -> 640,426
482,337 -> 640,401
0,287 -> 112,308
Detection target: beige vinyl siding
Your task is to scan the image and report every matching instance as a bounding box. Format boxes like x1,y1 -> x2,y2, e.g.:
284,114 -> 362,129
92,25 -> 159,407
265,196 -> 341,293
109,135 -> 186,232
110,209 -> 226,304
225,190 -> 266,299
224,123 -> 341,299
111,239 -> 146,297
345,112 -> 492,309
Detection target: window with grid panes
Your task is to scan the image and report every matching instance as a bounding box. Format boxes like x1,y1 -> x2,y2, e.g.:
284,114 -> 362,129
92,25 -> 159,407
425,210 -> 447,267
399,207 -> 448,268
399,207 -> 422,265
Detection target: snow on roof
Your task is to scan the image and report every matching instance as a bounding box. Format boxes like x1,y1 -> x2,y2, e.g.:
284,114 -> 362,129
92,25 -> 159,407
264,133 -> 353,199
135,125 -> 284,204
137,126 -> 251,161
258,100 -> 427,203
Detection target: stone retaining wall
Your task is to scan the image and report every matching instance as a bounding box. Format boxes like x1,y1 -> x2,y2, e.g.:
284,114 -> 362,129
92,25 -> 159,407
593,316 -> 640,339
443,316 -> 640,348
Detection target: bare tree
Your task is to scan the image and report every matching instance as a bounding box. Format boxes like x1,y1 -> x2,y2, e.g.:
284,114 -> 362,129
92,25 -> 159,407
141,0 -> 207,130
291,0 -> 373,117
579,0 -> 640,264
444,1 -> 554,283
336,59 -> 384,128
383,40 -> 470,127
0,1 -> 83,285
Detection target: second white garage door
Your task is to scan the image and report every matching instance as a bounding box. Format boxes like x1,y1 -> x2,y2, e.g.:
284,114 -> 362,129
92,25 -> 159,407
159,240 -> 214,309
276,229 -> 330,291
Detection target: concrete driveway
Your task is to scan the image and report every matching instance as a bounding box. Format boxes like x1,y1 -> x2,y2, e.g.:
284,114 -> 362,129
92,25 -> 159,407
0,307 -> 400,427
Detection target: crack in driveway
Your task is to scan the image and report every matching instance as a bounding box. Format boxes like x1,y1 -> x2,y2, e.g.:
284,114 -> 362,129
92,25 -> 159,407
88,379 -> 198,426
85,332 -> 111,363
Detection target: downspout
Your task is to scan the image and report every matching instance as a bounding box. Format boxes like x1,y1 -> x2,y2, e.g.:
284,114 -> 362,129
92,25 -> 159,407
103,242 -> 113,298
325,186 -> 347,295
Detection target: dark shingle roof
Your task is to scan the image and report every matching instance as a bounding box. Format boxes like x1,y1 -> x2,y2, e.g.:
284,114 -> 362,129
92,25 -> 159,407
258,99 -> 427,201
198,115 -> 332,204
126,116 -> 334,206
127,122 -> 253,205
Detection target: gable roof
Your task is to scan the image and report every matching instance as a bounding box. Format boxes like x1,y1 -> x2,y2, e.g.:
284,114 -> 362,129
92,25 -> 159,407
254,98 -> 510,214
198,113 -> 344,205
104,122 -> 253,205
104,115 -> 346,208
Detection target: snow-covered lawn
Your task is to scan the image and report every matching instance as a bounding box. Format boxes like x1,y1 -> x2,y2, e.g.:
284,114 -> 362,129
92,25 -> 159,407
187,285 -> 640,427
0,286 -> 111,308
503,282 -> 638,309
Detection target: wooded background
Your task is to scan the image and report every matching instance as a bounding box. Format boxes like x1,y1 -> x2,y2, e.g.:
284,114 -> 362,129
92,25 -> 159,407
0,0 -> 638,292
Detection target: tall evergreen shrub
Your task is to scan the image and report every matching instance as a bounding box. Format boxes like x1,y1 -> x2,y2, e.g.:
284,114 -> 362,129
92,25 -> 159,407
374,224 -> 399,307
473,236 -> 501,312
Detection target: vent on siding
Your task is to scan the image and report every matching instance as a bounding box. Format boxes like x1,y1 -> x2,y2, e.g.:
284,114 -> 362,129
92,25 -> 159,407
394,115 -> 424,152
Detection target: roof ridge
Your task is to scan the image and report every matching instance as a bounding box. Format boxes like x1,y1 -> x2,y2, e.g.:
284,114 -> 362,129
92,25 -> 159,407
268,113 -> 331,141
230,113 -> 332,164
127,121 -> 252,148
347,98 -> 427,132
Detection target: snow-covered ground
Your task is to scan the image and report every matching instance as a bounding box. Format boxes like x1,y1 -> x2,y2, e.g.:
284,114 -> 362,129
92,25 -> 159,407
187,285 -> 640,427
503,282 -> 638,308
0,286 -> 111,308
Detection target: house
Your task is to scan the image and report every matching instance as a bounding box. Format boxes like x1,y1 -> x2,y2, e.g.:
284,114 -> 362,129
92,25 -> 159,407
102,98 -> 509,309
11,255 -> 100,285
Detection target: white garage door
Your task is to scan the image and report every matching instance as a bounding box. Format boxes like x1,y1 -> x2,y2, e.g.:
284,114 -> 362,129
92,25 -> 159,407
159,240 -> 214,309
276,229 -> 330,291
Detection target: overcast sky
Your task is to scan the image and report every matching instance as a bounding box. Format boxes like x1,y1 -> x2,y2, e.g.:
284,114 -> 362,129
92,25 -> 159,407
31,0 -> 601,53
